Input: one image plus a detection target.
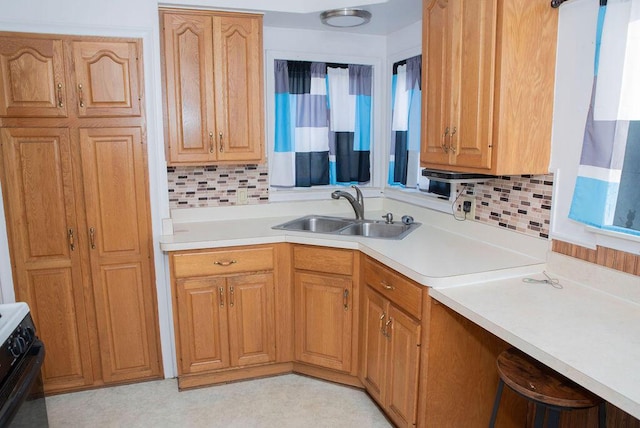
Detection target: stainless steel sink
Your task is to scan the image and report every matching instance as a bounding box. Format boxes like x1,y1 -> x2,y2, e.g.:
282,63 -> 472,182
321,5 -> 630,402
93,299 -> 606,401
273,215 -> 353,233
272,215 -> 420,240
337,221 -> 415,239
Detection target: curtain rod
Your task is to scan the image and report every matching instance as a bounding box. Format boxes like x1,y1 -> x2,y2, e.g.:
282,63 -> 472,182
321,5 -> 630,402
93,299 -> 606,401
551,0 -> 607,8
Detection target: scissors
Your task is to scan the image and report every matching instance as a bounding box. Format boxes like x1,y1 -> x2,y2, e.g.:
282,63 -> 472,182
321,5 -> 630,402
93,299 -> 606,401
522,271 -> 563,289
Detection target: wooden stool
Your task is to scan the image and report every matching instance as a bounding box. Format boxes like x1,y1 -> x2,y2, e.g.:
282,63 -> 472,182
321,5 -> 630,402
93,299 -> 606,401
489,348 -> 605,428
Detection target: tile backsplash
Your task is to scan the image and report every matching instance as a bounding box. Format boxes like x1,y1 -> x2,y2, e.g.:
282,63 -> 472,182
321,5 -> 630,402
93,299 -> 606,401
167,165 -> 269,208
461,174 -> 553,239
167,165 -> 553,240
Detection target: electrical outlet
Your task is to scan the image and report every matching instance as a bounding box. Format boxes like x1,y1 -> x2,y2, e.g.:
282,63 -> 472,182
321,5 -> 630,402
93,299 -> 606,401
237,188 -> 248,205
456,196 -> 476,220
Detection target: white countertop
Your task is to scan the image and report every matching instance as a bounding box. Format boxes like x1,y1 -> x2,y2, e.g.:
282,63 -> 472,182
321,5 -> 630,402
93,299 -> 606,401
431,252 -> 640,419
160,199 -> 547,288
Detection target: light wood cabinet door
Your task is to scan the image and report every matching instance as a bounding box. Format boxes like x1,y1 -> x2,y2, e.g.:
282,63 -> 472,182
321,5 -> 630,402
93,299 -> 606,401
0,128 -> 93,392
161,13 -> 217,163
0,36 -> 68,117
294,271 -> 353,372
78,127 -> 161,383
227,273 -> 276,367
361,286 -> 388,406
421,0 -> 453,168
422,0 -> 494,170
175,276 -> 230,373
212,14 -> 264,163
421,0 -> 557,175
385,304 -> 421,428
70,40 -> 141,117
160,10 -> 264,165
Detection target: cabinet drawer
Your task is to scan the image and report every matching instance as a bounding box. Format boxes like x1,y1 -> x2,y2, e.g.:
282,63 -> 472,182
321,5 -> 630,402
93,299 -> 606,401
293,246 -> 353,276
364,257 -> 423,319
172,247 -> 274,278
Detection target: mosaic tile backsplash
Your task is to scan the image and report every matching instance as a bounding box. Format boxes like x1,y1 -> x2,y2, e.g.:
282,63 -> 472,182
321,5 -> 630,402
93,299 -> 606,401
167,165 -> 269,208
167,166 -> 553,240
460,174 -> 553,239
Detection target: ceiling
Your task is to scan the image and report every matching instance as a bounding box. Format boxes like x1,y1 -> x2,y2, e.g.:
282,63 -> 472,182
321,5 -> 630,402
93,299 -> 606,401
262,0 -> 422,35
162,0 -> 422,35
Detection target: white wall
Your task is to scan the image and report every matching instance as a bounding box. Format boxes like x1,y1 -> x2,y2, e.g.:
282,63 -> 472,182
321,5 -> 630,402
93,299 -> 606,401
550,1 -> 640,255
0,0 -> 176,378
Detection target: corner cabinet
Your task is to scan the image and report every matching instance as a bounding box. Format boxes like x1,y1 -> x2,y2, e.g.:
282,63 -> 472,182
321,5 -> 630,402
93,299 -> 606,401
160,9 -> 265,165
421,0 -> 558,175
361,257 -> 423,428
293,245 -> 359,381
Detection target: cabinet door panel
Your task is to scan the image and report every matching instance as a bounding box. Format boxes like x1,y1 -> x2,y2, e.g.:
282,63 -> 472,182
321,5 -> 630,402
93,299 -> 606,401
294,272 -> 352,372
227,273 -> 276,367
386,305 -> 421,428
0,128 -> 93,392
79,127 -> 161,383
361,287 -> 388,406
162,13 -> 216,163
0,37 -> 68,117
176,277 -> 229,373
213,14 -> 264,162
71,41 -> 141,117
452,0 -> 495,169
421,0 -> 454,167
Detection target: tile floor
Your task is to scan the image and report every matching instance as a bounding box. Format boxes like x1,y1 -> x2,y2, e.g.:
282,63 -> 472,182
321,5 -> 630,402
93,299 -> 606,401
46,374 -> 392,427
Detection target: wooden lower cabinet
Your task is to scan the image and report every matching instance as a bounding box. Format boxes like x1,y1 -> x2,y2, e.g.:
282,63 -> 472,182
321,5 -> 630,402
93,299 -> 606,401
170,245 -> 285,389
293,245 -> 359,378
361,258 -> 422,428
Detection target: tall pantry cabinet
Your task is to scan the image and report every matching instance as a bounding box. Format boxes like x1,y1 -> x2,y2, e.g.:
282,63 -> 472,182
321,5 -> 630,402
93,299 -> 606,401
0,32 -> 162,393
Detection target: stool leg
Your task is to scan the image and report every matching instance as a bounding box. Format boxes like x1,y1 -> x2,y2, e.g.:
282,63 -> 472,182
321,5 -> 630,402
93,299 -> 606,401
547,406 -> 561,428
488,379 -> 504,428
533,404 -> 545,428
598,402 -> 606,428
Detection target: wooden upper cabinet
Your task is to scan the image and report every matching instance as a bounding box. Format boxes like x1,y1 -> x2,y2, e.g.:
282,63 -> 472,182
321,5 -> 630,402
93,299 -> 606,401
212,14 -> 264,163
421,0 -> 558,175
71,41 -> 141,117
162,13 -> 216,164
0,36 -> 68,117
160,9 -> 265,165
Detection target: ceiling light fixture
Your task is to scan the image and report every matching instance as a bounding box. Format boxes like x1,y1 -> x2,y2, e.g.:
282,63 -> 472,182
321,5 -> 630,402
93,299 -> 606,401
320,8 -> 372,28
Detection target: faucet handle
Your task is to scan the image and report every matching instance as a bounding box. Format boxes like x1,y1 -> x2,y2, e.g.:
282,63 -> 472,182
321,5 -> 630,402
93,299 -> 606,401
382,213 -> 393,224
351,185 -> 364,204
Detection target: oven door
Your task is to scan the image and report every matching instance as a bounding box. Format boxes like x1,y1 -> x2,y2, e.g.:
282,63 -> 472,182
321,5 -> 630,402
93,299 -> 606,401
0,339 -> 48,427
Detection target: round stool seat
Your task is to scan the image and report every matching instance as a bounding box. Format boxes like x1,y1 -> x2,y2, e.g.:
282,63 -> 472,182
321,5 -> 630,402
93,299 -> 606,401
497,348 -> 601,408
489,348 -> 605,428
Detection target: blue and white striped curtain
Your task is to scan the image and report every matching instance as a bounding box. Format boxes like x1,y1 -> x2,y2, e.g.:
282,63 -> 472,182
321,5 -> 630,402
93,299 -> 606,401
272,60 -> 372,187
388,55 -> 422,188
569,0 -> 640,235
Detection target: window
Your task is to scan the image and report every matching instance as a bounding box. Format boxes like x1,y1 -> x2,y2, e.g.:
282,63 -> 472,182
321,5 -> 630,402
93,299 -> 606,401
271,60 -> 372,188
569,0 -> 640,236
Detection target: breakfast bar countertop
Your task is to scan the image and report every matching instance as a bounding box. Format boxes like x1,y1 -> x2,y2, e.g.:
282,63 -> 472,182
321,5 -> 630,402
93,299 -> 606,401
430,252 -> 640,420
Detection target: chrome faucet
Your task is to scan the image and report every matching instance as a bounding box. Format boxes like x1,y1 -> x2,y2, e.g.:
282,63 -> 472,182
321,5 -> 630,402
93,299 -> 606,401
331,185 -> 365,220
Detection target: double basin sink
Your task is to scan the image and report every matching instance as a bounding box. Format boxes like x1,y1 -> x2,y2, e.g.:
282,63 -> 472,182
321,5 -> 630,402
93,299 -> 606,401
272,215 -> 420,240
